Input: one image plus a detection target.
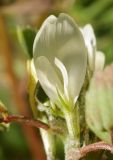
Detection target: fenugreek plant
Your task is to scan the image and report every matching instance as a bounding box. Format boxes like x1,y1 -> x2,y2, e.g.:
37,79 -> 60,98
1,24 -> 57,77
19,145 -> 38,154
0,13 -> 113,160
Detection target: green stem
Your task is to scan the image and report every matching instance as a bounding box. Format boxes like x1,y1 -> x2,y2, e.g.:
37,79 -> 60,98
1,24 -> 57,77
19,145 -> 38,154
64,106 -> 80,160
65,107 -> 80,147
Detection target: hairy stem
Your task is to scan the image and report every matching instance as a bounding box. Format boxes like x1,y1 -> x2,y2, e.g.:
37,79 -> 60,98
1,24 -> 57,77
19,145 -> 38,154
65,107 -> 80,148
64,107 -> 80,160
0,115 -> 50,130
66,141 -> 113,160
80,141 -> 113,157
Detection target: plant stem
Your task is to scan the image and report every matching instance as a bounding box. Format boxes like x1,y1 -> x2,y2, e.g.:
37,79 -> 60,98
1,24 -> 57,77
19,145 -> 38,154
80,141 -> 113,157
64,106 -> 80,160
0,115 -> 50,130
65,141 -> 113,160
65,107 -> 80,148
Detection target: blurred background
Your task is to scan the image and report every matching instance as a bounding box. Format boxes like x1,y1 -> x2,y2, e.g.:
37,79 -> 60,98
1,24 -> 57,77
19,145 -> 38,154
0,0 -> 113,159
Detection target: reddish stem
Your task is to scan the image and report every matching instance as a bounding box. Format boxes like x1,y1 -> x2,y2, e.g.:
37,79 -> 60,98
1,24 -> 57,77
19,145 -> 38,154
0,115 -> 50,131
80,141 -> 113,158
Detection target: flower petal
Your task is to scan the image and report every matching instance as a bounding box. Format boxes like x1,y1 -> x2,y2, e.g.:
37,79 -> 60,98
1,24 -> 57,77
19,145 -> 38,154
55,57 -> 69,100
95,51 -> 105,71
34,56 -> 63,103
33,13 -> 88,101
81,24 -> 96,71
58,14 -> 87,100
33,15 -> 57,62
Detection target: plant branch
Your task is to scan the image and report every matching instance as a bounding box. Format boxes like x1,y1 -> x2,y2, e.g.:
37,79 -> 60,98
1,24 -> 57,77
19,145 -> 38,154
80,141 -> 113,158
0,115 -> 50,131
66,141 -> 113,160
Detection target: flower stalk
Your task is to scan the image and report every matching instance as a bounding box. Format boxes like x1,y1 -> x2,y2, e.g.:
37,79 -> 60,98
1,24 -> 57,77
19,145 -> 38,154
65,108 -> 80,148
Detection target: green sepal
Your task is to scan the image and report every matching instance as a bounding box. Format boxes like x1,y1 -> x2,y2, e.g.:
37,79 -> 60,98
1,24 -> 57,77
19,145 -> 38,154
35,82 -> 49,103
17,26 -> 36,58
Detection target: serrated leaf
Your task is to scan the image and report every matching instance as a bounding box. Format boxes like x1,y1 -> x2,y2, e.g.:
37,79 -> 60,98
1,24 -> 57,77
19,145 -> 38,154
86,63 -> 113,144
17,27 -> 36,58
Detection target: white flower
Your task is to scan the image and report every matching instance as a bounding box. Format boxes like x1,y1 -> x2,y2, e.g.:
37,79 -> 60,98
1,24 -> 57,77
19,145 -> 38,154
33,13 -> 88,108
81,24 -> 105,72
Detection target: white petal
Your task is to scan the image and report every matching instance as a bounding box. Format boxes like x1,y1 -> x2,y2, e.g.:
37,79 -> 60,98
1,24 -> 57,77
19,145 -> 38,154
55,57 -> 69,100
33,15 -> 57,61
74,96 -> 78,104
33,13 -> 88,100
95,51 -> 105,71
34,56 -> 63,103
81,24 -> 96,71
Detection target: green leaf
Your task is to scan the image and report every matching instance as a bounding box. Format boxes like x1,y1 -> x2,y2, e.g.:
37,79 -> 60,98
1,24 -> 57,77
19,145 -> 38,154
17,27 -> 36,58
86,63 -> 113,144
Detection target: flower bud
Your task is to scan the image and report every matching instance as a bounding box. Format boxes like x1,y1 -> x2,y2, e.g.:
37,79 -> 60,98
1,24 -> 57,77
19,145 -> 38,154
86,64 -> 113,144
